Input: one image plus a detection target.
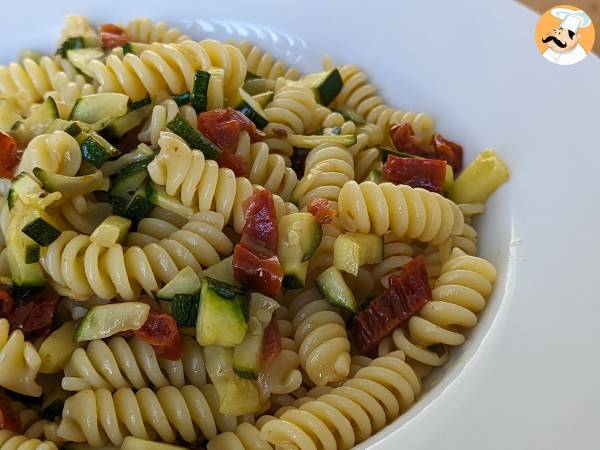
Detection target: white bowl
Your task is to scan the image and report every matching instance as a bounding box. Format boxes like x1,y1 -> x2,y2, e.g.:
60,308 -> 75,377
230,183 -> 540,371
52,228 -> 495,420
3,1 -> 600,448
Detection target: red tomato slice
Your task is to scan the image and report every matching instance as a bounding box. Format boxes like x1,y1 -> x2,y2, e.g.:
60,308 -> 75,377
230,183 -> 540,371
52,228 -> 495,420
0,395 -> 21,433
8,288 -> 60,337
233,244 -> 282,298
217,152 -> 247,177
307,197 -> 337,225
383,155 -> 446,193
0,131 -> 20,179
100,24 -> 130,49
198,108 -> 265,153
262,315 -> 282,363
132,311 -> 183,361
242,189 -> 278,253
0,287 -> 13,318
432,133 -> 463,172
351,256 -> 431,354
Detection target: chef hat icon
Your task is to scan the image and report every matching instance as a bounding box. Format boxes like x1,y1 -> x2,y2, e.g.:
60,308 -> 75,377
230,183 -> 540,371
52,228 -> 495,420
551,8 -> 592,33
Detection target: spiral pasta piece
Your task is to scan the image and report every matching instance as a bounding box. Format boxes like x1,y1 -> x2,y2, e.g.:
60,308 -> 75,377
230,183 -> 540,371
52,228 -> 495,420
264,82 -> 319,158
287,289 -> 351,386
89,39 -> 245,101
0,431 -> 57,450
228,39 -> 299,80
338,180 -> 464,245
234,132 -> 297,201
392,248 -> 496,368
292,142 -> 354,208
0,319 -> 42,396
18,131 -> 82,176
147,132 -> 297,233
137,98 -> 197,147
207,422 -> 273,450
371,233 -> 414,289
41,211 -> 233,300
0,56 -> 94,112
325,62 -> 434,142
57,384 -> 237,447
260,351 -> 420,450
62,335 -> 206,392
119,17 -> 190,43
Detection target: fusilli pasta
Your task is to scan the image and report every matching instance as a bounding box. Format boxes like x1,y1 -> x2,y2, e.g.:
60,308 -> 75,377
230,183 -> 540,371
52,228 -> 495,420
338,180 -> 465,244
0,319 -> 42,396
62,335 -> 206,392
228,39 -> 299,80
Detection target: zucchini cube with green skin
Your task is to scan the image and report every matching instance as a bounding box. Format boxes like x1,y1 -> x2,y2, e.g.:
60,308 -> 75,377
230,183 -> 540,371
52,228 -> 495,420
449,149 -> 509,204
278,213 -> 323,290
11,172 -> 62,210
166,113 -> 221,160
156,266 -> 202,301
80,132 -> 120,167
316,266 -> 358,313
301,69 -> 343,106
90,215 -> 132,247
196,277 -> 248,347
75,302 -> 150,342
21,217 -> 61,246
228,88 -> 269,130
333,232 -> 383,276
233,317 -> 263,379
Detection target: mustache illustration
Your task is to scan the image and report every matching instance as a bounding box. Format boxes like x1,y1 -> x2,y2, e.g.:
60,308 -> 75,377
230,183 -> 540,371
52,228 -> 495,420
542,35 -> 567,48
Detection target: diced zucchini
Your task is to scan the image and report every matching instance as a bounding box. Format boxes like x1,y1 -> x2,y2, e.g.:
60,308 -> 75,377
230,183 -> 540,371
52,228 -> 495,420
90,215 -> 132,247
56,37 -> 84,58
196,277 -> 248,347
200,255 -> 239,286
120,42 -> 150,55
111,184 -> 153,222
301,69 -> 343,106
13,97 -> 58,145
243,78 -> 275,95
288,134 -> 357,149
109,159 -> 151,198
21,217 -> 60,246
202,345 -> 263,415
166,113 -> 221,160
66,48 -> 105,78
156,266 -> 202,301
315,266 -> 357,312
80,132 -> 120,167
333,232 -> 383,276
171,294 -> 199,327
146,182 -> 193,219
248,292 -> 279,327
245,71 -> 260,80
34,167 -> 104,199
101,143 -> 154,176
7,189 -> 17,210
172,91 -> 191,105
233,317 -> 262,379
364,169 -> 382,184
228,88 -> 269,130
104,107 -> 149,139
278,213 -> 322,289
38,321 -> 81,374
191,70 -> 210,112
74,302 -> 150,342
334,107 -> 365,125
11,172 -> 62,209
252,90 -> 274,108
69,93 -> 129,128
449,149 -> 509,204
44,119 -> 83,137
5,202 -> 46,287
127,96 -> 151,111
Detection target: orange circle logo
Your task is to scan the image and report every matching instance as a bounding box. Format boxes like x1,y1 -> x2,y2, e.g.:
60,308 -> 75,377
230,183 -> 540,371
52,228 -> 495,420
535,4 -> 595,65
